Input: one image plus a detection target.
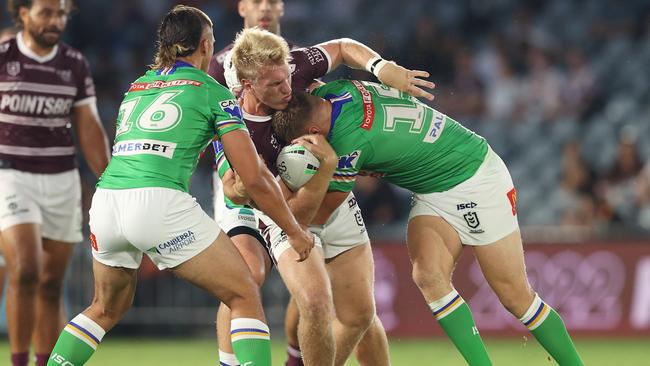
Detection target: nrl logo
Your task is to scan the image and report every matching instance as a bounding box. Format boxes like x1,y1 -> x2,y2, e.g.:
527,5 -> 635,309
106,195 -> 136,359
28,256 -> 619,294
6,61 -> 20,76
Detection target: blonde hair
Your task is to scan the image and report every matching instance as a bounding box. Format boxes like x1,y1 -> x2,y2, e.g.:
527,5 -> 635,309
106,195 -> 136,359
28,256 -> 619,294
231,27 -> 291,82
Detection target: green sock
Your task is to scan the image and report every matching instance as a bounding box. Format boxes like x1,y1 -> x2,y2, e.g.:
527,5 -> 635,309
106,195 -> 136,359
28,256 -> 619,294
430,291 -> 492,366
47,314 -> 106,366
521,294 -> 584,366
230,318 -> 272,366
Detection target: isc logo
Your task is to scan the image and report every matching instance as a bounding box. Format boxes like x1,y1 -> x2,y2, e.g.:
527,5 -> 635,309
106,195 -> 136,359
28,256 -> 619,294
456,202 -> 477,210
50,353 -> 76,366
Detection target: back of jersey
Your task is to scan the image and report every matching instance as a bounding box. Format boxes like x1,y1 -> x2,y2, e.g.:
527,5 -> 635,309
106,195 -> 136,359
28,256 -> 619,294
99,63 -> 244,192
314,80 -> 488,194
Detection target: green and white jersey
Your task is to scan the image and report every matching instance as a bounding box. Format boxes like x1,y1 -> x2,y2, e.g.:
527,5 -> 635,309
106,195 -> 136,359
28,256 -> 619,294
313,80 -> 488,194
99,62 -> 246,192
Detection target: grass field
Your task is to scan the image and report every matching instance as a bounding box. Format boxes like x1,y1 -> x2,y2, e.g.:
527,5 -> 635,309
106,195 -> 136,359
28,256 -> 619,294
1,337 -> 648,365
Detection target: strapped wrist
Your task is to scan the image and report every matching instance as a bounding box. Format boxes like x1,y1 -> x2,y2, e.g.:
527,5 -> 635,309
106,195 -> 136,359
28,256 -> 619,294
365,57 -> 389,78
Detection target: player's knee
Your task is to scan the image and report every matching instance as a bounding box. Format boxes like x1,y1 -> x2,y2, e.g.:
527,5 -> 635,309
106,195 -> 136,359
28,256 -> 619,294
249,267 -> 266,287
295,292 -> 332,323
38,275 -> 64,302
411,263 -> 449,294
338,304 -> 375,331
11,265 -> 39,291
495,283 -> 534,316
89,296 -> 131,323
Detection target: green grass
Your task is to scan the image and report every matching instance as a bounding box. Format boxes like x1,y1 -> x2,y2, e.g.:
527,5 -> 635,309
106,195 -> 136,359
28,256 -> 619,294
1,337 -> 648,365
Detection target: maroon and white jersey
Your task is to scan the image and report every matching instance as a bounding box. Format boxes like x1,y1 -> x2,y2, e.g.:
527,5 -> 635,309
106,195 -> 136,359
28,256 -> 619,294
208,40 -> 300,87
0,33 -> 95,173
236,46 -> 332,176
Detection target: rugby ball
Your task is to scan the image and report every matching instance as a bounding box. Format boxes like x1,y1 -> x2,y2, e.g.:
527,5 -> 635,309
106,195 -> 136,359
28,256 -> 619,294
276,144 -> 320,191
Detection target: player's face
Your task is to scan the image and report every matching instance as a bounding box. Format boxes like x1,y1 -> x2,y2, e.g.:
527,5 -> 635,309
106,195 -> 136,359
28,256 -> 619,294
239,0 -> 284,33
20,0 -> 71,49
251,63 -> 292,110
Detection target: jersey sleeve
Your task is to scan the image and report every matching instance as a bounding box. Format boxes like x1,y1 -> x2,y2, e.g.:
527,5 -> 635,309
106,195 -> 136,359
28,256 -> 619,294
210,85 -> 247,139
208,54 -> 228,87
289,46 -> 331,90
73,56 -> 96,107
213,140 -> 232,178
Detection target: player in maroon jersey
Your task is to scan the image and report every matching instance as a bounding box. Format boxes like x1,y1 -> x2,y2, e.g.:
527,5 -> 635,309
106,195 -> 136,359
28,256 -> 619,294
0,2 -> 110,366
208,0 -> 294,89
213,27 -> 434,366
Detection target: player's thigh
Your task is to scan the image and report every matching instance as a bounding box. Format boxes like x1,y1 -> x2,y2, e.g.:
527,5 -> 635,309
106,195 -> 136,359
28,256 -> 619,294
276,246 -> 332,313
326,243 -> 375,323
230,231 -> 272,286
473,229 -> 533,311
0,223 -> 42,279
407,215 -> 462,274
171,231 -> 259,305
40,238 -> 75,289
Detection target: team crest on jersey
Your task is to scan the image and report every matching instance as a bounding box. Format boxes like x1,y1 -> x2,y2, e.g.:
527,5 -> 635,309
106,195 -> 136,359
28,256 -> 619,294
220,99 -> 243,119
338,150 -> 361,169
57,69 -> 72,82
6,61 -> 20,76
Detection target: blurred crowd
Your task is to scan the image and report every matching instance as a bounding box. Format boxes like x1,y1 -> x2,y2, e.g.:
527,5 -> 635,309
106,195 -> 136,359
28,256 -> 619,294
2,0 -> 649,241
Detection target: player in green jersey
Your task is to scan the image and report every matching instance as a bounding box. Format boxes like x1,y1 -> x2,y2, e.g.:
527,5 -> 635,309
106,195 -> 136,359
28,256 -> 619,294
272,80 -> 585,366
46,6 -> 314,366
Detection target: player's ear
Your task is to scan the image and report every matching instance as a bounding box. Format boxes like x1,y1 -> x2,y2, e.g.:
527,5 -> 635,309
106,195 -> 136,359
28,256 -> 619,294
238,1 -> 247,18
18,6 -> 30,26
240,78 -> 253,90
279,1 -> 285,17
308,126 -> 320,135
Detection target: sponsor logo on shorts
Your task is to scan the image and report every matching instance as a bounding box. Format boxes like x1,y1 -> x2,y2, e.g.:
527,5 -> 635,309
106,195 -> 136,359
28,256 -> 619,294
157,230 -> 196,254
456,202 -> 477,210
354,210 -> 365,227
112,139 -> 176,159
2,200 -> 28,218
463,211 -> 484,234
348,197 -> 357,208
237,214 -> 255,223
507,188 -> 517,216
89,232 -> 98,251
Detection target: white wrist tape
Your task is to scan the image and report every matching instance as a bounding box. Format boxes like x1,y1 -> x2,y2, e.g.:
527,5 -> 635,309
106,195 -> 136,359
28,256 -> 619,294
365,57 -> 389,78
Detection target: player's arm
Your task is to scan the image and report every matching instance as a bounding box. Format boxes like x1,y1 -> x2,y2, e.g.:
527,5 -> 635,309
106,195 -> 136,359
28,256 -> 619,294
318,39 -> 435,100
221,129 -> 314,261
282,134 -> 338,226
72,102 -> 110,177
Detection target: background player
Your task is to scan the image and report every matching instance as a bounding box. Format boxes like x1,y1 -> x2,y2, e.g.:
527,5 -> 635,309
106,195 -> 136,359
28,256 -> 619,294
46,5 -> 314,366
0,2 -> 110,365
215,28 -> 433,366
272,80 -> 585,366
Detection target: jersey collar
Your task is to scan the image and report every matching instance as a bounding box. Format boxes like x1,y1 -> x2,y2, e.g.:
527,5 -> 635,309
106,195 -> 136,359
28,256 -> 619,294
324,92 -> 353,139
16,31 -> 59,63
157,60 -> 195,75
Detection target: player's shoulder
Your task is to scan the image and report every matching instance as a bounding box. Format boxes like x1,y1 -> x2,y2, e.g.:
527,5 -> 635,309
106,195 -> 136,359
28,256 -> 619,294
0,37 -> 17,62
59,42 -> 88,64
313,79 -> 352,95
212,43 -> 234,65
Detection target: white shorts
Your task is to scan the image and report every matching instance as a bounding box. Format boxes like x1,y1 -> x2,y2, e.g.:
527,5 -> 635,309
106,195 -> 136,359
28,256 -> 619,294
409,148 -> 519,245
0,169 -> 82,243
213,172 -> 267,245
89,187 -> 220,270
263,192 -> 369,261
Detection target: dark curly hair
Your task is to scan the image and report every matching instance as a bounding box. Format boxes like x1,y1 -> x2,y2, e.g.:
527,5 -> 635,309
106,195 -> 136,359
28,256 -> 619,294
7,0 -> 75,27
151,5 -> 213,70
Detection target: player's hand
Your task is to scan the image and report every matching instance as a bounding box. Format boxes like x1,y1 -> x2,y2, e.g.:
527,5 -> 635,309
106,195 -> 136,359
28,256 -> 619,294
378,62 -> 435,101
286,226 -> 315,262
293,134 -> 338,170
